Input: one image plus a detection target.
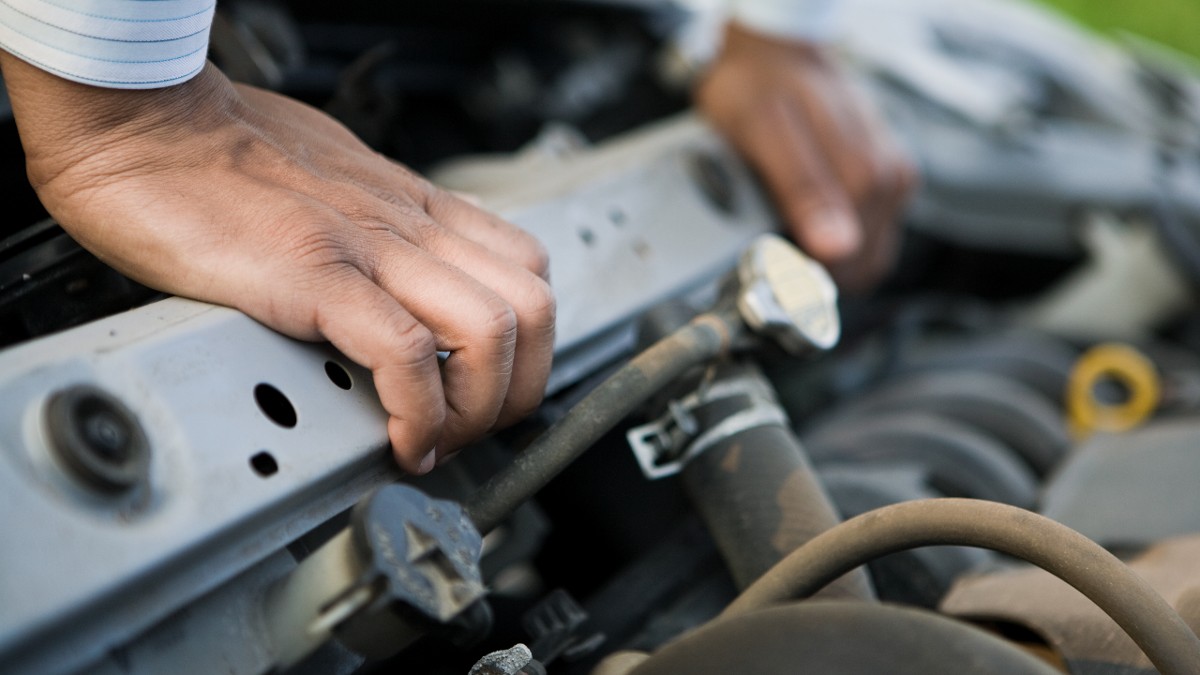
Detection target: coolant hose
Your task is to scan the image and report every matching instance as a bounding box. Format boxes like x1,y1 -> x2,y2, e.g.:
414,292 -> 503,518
719,498 -> 1200,675
679,362 -> 873,599
624,602 -> 1059,675
466,309 -> 741,534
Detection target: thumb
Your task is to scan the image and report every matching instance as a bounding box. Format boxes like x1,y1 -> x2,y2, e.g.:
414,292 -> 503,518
730,99 -> 863,264
784,203 -> 862,264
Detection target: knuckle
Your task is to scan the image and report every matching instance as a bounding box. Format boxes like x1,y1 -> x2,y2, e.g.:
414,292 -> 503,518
386,320 -> 438,367
400,214 -> 444,249
377,185 -> 431,218
519,236 -> 552,280
474,295 -> 519,343
405,174 -> 442,211
525,236 -> 552,278
397,399 -> 447,444
279,234 -> 362,295
265,212 -> 346,262
395,214 -> 443,250
389,410 -> 445,465
423,184 -> 458,213
512,276 -> 557,328
846,157 -> 888,205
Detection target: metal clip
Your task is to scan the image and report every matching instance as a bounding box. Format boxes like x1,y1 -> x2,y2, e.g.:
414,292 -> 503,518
627,399 -> 701,480
627,376 -> 789,480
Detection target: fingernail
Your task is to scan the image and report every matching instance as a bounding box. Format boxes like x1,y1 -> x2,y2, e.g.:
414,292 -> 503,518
811,210 -> 861,257
416,448 -> 437,475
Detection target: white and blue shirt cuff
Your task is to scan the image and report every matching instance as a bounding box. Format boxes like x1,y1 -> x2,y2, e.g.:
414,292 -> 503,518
0,0 -> 214,89
729,0 -> 841,43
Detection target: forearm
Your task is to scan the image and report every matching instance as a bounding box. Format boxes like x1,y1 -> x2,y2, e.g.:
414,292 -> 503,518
0,53 -> 234,193
0,0 -> 220,169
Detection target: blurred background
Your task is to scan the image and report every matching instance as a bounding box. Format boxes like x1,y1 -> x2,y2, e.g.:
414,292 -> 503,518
1036,0 -> 1199,60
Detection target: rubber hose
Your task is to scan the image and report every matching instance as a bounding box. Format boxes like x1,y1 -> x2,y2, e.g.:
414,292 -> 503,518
719,499 -> 1200,675
628,602 -> 1058,675
680,363 -> 872,599
466,309 -> 740,534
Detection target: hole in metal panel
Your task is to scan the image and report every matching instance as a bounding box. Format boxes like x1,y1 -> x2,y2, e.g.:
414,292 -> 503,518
250,451 -> 279,477
254,383 -> 297,428
325,361 -> 353,390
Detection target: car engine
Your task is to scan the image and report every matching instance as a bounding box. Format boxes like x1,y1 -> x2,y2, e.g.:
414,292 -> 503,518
2,1 -> 1200,674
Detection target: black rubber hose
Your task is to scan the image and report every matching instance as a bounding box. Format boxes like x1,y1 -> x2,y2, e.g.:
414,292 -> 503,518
719,499 -> 1200,675
680,363 -> 873,599
802,413 -> 1039,508
466,309 -> 741,534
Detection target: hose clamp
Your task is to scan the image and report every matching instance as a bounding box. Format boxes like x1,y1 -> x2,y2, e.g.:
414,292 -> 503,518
626,376 -> 789,480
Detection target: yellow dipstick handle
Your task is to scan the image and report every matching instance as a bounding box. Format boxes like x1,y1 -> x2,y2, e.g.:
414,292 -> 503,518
1067,343 -> 1160,437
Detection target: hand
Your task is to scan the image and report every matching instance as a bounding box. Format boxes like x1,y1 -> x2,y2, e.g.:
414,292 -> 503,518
0,55 -> 556,474
697,23 -> 917,292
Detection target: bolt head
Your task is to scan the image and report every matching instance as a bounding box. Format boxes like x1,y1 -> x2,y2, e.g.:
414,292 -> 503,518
44,385 -> 150,493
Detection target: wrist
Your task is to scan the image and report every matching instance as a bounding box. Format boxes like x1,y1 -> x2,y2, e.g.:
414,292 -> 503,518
721,22 -> 828,63
0,54 -> 236,186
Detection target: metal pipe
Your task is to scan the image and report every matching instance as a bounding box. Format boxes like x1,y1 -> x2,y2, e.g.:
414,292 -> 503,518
719,498 -> 1200,675
466,309 -> 741,534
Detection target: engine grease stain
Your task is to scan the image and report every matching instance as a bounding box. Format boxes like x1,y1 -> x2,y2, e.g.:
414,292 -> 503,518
720,442 -> 742,473
771,469 -> 825,557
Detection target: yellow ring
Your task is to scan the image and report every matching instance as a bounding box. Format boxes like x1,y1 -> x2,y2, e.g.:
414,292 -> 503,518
1067,343 -> 1160,436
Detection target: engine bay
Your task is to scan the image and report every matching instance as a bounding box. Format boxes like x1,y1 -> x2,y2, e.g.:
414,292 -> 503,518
2,1 -> 1200,674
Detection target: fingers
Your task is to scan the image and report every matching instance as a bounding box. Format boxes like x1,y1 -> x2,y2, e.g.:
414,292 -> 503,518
729,96 -> 863,262
358,188 -> 556,431
698,27 -> 921,293
399,221 -> 556,429
313,175 -> 556,434
797,72 -> 919,289
828,190 -> 904,293
312,268 -> 445,474
806,74 -> 917,223
288,173 -> 555,457
425,189 -> 552,281
356,230 -> 540,453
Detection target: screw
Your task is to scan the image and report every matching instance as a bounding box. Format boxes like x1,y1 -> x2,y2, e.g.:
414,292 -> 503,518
45,385 -> 150,493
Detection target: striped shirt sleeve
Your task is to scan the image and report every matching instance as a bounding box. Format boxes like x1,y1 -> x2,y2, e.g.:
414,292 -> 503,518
0,0 -> 214,89
728,0 -> 841,42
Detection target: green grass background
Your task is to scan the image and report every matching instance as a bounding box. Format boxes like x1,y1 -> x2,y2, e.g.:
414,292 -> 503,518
1034,0 -> 1200,61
